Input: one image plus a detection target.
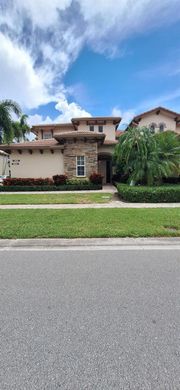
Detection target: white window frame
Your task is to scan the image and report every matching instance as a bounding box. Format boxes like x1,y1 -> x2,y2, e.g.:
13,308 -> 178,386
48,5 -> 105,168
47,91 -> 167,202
76,156 -> 86,177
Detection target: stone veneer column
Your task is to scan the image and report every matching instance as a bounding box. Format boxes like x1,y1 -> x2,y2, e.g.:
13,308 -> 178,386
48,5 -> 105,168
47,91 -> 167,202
63,139 -> 98,178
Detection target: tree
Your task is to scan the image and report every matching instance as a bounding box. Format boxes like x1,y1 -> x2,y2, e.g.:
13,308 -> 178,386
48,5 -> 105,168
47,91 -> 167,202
12,114 -> 30,142
0,99 -> 22,144
114,127 -> 180,186
155,131 -> 180,177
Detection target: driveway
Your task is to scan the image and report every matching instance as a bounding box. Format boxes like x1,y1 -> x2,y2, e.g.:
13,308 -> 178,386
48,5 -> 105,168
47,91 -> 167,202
0,247 -> 180,389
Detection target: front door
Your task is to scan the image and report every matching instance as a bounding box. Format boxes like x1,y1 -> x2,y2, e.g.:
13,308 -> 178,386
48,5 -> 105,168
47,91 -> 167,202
106,160 -> 111,183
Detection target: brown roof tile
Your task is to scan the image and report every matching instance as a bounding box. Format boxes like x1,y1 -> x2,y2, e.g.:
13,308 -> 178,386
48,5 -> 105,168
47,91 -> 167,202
0,139 -> 63,150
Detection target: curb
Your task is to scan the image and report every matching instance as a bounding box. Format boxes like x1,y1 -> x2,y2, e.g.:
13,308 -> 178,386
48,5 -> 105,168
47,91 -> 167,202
0,237 -> 180,249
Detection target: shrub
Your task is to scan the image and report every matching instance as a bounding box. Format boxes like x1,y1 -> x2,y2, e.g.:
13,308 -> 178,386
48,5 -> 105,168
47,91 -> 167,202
117,183 -> 180,203
67,178 -> 89,185
89,172 -> 103,185
0,183 -> 102,192
3,177 -> 53,186
52,174 -> 67,185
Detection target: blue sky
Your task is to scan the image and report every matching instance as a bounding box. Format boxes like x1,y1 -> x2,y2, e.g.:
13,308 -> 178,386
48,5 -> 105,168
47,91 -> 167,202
0,0 -> 180,128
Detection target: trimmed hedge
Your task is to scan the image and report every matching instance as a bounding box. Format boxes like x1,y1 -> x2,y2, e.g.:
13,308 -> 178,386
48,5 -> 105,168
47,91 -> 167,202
3,177 -> 53,186
117,183 -> 180,203
0,184 -> 102,192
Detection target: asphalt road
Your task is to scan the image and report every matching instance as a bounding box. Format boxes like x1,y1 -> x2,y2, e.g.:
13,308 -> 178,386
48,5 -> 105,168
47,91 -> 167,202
0,249 -> 180,389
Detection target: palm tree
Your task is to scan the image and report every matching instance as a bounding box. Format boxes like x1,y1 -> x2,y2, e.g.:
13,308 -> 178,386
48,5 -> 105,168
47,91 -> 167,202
12,114 -> 30,142
0,99 -> 22,144
155,131 -> 180,177
114,127 -> 180,186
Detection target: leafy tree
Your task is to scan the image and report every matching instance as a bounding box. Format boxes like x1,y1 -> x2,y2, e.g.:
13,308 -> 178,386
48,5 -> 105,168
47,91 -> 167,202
0,99 -> 22,144
114,127 -> 180,186
12,114 -> 30,142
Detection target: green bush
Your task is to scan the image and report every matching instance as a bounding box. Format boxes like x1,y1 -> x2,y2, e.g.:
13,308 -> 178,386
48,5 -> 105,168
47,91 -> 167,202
117,183 -> 180,203
0,183 -> 102,192
67,178 -> 90,185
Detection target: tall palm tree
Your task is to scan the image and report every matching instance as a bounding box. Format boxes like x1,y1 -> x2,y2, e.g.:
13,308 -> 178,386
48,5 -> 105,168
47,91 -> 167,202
12,114 -> 30,142
114,127 -> 180,186
0,99 -> 22,144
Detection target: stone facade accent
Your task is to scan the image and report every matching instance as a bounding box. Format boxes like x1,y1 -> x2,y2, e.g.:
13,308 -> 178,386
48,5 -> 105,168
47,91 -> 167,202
63,139 -> 98,178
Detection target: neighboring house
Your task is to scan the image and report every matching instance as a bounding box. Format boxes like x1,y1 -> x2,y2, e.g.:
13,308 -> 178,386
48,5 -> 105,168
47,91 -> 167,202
127,106 -> 180,134
0,117 -> 122,184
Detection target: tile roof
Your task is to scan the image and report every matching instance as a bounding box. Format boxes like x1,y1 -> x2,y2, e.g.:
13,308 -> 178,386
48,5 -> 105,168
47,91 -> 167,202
0,138 -> 63,150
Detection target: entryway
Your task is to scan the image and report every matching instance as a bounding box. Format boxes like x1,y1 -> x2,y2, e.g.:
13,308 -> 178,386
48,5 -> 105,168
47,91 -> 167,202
98,154 -> 112,184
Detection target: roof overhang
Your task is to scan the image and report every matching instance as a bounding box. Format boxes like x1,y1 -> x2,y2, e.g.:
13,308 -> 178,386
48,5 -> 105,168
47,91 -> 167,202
54,131 -> 105,144
0,143 -> 64,153
72,116 -> 121,126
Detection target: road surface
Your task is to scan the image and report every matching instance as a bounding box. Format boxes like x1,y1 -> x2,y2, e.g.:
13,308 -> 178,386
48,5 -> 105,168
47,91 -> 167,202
0,247 -> 180,389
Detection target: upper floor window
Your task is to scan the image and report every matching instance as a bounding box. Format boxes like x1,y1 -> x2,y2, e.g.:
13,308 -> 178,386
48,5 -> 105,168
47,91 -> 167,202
89,125 -> 94,132
43,131 -> 52,139
98,125 -> 103,133
159,123 -> 165,132
149,123 -> 156,134
76,156 -> 86,177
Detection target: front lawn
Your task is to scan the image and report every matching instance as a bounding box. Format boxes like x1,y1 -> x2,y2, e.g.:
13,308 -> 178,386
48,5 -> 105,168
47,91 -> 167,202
0,192 -> 112,205
0,208 -> 179,238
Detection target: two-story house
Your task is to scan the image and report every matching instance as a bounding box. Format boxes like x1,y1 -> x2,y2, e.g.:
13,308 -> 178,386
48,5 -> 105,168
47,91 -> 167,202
1,116 -> 122,184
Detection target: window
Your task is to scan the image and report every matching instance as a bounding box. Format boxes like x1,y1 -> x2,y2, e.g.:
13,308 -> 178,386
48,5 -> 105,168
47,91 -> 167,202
159,123 -> 165,132
89,125 -> 94,132
98,125 -> 103,133
43,131 -> 52,139
76,156 -> 85,177
149,123 -> 156,134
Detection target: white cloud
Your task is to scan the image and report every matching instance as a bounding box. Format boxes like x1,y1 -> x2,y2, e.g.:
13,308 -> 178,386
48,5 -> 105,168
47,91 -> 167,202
55,97 -> 91,122
112,107 -> 135,127
27,96 -> 91,128
0,0 -> 180,116
0,33 -> 51,109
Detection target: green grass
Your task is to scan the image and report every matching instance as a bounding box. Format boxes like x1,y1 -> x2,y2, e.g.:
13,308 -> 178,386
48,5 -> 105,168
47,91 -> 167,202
0,208 -> 179,238
0,192 -> 112,205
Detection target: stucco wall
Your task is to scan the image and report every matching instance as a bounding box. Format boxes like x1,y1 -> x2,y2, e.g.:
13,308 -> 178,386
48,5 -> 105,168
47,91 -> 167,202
98,145 -> 115,155
9,150 -> 64,178
78,121 -> 116,140
139,113 -> 177,132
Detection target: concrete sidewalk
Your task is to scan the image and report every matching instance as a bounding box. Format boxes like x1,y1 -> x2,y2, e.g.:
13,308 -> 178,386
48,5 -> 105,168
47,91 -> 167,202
0,201 -> 179,209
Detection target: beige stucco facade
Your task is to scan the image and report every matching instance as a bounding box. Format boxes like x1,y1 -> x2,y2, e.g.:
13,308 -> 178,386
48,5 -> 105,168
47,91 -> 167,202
9,150 -> 64,178
77,122 -> 116,141
138,112 -> 177,132
129,107 -> 180,134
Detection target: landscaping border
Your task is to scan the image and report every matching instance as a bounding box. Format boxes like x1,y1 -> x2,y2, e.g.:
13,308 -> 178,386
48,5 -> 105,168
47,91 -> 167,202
0,184 -> 102,192
117,184 -> 180,203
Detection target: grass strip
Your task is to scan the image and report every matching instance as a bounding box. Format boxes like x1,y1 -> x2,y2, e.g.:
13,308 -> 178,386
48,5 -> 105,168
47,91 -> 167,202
0,208 -> 179,238
0,193 -> 112,205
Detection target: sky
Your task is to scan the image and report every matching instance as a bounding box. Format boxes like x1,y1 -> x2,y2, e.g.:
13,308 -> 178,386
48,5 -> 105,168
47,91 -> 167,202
0,0 -> 180,130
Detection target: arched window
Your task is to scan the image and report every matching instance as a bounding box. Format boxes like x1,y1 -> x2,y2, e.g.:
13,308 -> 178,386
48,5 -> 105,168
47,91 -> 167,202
159,123 -> 165,132
149,123 -> 156,133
